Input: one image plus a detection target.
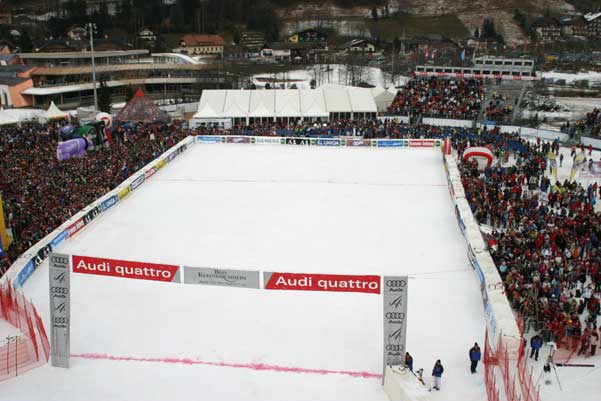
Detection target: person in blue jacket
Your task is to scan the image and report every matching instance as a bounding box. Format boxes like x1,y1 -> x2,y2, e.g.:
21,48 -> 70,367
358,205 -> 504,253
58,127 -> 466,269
432,359 -> 444,390
469,343 -> 481,373
530,334 -> 543,361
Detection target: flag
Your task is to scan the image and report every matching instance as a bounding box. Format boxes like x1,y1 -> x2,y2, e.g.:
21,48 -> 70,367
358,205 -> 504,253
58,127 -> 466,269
460,48 -> 466,61
570,152 -> 586,181
548,151 -> 558,182
424,46 -> 429,60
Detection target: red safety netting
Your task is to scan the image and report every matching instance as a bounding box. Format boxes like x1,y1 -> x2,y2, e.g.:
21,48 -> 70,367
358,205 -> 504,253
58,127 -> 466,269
0,282 -> 49,381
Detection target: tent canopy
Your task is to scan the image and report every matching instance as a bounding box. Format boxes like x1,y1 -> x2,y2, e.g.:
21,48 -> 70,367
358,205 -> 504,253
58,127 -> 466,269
115,89 -> 171,123
45,101 -> 69,120
194,86 -> 376,120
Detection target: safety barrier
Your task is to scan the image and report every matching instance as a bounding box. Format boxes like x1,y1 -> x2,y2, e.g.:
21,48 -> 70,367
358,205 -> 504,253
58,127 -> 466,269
484,330 -> 500,401
0,282 -> 48,381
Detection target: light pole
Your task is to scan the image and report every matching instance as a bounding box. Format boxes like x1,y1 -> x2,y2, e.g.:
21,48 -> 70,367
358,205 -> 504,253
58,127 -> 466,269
87,23 -> 99,112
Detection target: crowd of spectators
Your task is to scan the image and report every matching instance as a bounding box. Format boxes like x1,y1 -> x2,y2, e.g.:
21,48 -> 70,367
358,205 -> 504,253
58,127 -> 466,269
1,118 -> 600,357
483,92 -> 513,123
455,130 -> 600,353
0,121 -> 188,276
387,77 -> 484,119
584,108 -> 601,137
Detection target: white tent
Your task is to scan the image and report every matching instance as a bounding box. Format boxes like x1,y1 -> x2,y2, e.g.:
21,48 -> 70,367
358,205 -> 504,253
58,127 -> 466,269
373,87 -> 397,112
193,86 -> 376,125
0,109 -> 19,126
44,101 -> 70,120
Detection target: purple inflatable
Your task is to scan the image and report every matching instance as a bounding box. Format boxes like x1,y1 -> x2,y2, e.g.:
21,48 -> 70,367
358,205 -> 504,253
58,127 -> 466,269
56,138 -> 93,161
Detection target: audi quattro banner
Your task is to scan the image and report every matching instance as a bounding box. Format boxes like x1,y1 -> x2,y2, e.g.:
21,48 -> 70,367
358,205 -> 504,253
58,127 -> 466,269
72,255 -> 181,283
264,272 -> 380,294
383,276 -> 408,377
184,267 -> 260,289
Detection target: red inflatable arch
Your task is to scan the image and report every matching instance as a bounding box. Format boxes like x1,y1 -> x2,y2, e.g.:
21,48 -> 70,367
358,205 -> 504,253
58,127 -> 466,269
462,147 -> 494,170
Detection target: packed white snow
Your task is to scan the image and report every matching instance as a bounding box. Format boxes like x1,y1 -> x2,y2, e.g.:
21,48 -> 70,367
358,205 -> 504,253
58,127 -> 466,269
1,144 -> 486,401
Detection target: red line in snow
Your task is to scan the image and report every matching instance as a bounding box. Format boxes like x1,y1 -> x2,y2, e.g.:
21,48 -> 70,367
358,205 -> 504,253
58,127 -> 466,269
70,353 -> 382,380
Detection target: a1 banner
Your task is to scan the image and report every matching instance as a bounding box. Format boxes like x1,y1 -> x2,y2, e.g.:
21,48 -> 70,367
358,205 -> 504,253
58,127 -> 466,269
72,255 -> 180,283
383,276 -> 408,379
184,266 -> 260,289
49,253 -> 70,368
264,272 -> 380,294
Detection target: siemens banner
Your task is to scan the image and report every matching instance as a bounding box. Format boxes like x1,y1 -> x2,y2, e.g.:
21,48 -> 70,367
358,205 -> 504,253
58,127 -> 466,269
383,276 -> 408,380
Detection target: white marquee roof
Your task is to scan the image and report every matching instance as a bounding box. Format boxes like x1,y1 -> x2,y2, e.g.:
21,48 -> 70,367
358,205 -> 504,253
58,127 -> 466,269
194,86 -> 377,119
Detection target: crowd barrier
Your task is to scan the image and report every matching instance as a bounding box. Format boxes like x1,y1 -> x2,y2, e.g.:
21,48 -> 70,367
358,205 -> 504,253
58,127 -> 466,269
196,135 -> 443,149
0,282 -> 48,382
423,117 -> 474,128
444,154 -> 522,359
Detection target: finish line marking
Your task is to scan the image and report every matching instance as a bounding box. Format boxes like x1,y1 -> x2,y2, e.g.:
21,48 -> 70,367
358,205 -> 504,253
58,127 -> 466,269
70,353 -> 382,380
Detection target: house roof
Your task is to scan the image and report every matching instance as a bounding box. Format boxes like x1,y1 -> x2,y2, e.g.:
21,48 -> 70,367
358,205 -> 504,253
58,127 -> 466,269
343,39 -> 375,48
289,28 -> 327,37
181,34 -> 225,47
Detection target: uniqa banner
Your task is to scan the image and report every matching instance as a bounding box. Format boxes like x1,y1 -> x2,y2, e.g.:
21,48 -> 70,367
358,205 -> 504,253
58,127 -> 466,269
383,276 -> 408,378
49,253 -> 71,368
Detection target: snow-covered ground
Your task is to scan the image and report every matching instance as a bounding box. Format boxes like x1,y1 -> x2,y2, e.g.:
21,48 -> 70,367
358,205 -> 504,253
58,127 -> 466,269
542,71 -> 601,85
0,144 -> 486,401
253,64 -> 409,89
523,96 -> 601,128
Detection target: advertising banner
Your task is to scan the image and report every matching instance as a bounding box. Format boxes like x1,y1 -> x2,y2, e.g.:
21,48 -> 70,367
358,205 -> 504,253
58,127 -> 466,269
316,138 -> 341,146
409,139 -> 436,148
285,138 -> 311,146
130,175 -> 145,191
468,245 -> 485,286
252,137 -> 283,145
49,253 -> 70,368
455,206 -> 466,236
100,195 -> 118,212
156,159 -> 167,170
377,139 -> 404,148
197,135 -> 221,144
83,205 -> 101,225
117,186 -> 130,200
263,272 -> 380,294
346,138 -> 372,147
15,259 -> 35,288
383,276 -> 408,377
144,167 -> 157,179
50,230 -> 69,249
67,217 -> 85,238
72,255 -> 180,283
225,136 -> 251,144
184,267 -> 260,289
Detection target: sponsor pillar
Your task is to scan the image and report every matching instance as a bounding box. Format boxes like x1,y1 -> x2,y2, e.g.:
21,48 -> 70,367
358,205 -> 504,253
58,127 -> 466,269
49,253 -> 71,368
383,276 -> 408,381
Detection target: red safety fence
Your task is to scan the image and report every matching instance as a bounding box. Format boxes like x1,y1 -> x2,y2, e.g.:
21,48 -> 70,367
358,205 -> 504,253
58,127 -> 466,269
485,329 -> 541,401
0,282 -> 49,381
553,335 -> 581,364
484,330 -> 500,401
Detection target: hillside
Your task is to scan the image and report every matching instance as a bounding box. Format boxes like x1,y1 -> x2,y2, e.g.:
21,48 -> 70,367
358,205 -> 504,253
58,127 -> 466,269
274,0 -> 576,44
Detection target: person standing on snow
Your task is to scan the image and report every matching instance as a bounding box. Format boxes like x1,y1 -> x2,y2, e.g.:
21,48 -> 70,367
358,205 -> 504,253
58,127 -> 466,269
432,360 -> 444,390
469,343 -> 481,373
530,334 -> 543,361
405,352 -> 414,372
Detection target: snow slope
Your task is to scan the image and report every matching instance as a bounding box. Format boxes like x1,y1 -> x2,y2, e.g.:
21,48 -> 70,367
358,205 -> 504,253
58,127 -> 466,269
1,144 -> 486,401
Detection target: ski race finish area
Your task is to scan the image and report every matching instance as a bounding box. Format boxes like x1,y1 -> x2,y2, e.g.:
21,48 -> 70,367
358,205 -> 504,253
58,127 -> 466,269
1,140 -> 486,401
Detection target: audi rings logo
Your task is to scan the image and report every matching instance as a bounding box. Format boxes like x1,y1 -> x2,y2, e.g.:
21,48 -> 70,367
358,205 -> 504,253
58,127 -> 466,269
386,344 -> 405,351
51,256 -> 69,265
386,312 -> 405,319
51,287 -> 69,294
386,280 -> 406,287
